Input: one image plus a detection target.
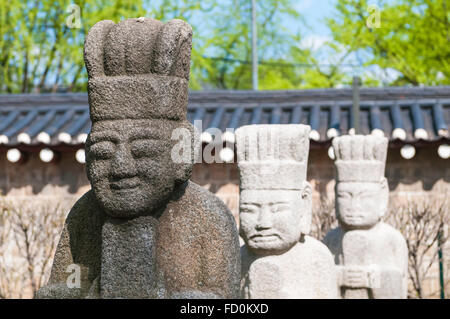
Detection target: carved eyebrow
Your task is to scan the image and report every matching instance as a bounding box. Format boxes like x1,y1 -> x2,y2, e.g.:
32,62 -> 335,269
88,132 -> 120,144
240,203 -> 260,207
129,129 -> 164,141
357,189 -> 379,195
339,189 -> 377,196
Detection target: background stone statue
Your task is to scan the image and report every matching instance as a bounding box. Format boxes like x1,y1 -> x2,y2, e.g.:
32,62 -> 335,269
236,124 -> 338,299
36,17 -> 240,299
323,135 -> 408,299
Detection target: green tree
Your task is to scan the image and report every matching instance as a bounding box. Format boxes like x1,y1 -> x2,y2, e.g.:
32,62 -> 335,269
328,0 -> 450,86
289,36 -> 353,89
189,0 -> 304,90
0,0 -> 146,93
0,0 -> 331,92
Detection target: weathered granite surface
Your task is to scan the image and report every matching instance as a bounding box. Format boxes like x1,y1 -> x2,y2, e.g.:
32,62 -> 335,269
236,125 -> 338,299
36,17 -> 240,299
323,135 -> 408,299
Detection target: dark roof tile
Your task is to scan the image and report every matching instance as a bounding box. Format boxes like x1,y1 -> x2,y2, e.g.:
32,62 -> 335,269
0,87 -> 449,147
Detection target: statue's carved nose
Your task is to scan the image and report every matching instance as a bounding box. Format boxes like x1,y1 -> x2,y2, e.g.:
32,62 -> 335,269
256,206 -> 272,230
110,144 -> 137,179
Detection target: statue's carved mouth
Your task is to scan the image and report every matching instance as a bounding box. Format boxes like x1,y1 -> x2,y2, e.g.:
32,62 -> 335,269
110,177 -> 141,190
345,214 -> 363,218
344,214 -> 364,222
250,233 -> 280,242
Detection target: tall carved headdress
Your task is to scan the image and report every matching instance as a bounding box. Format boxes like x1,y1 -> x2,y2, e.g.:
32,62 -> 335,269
235,124 -> 311,190
84,18 -> 192,123
332,135 -> 388,182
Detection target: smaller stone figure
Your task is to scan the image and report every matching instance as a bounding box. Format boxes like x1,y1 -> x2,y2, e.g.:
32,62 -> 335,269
236,125 -> 338,299
323,135 -> 408,299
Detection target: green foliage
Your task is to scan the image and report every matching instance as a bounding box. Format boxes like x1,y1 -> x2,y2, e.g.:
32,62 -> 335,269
0,0 -> 312,92
0,0 -> 146,93
289,38 -> 353,89
1,0 -> 447,92
328,0 -> 450,86
189,0 -> 303,90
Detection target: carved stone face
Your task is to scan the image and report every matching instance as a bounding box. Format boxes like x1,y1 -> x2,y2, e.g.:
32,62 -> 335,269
239,188 -> 311,255
335,180 -> 388,230
86,119 -> 183,218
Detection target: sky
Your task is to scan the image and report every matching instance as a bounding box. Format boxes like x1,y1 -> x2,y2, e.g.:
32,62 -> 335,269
288,0 -> 400,85
49,0 -> 400,88
293,0 -> 338,46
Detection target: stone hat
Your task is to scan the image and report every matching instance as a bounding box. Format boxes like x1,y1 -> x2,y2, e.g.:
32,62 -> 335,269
332,135 -> 388,182
84,18 -> 192,122
235,124 -> 311,190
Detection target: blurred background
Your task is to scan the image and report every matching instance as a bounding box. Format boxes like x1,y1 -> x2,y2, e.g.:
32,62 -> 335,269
0,0 -> 448,92
0,0 -> 448,299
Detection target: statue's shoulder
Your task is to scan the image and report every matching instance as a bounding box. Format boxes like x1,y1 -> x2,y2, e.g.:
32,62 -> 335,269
303,235 -> 335,262
183,181 -> 235,226
377,222 -> 407,246
304,235 -> 332,252
67,190 -> 94,217
65,190 -> 104,229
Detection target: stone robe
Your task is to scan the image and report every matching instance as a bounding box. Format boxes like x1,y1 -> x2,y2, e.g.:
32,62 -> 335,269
36,181 -> 240,299
241,236 -> 338,299
323,222 -> 408,299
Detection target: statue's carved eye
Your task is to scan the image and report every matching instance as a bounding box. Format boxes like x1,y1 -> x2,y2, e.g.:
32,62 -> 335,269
240,205 -> 258,214
89,141 -> 115,159
358,191 -> 377,200
337,192 -> 351,198
271,204 -> 290,213
130,139 -> 164,158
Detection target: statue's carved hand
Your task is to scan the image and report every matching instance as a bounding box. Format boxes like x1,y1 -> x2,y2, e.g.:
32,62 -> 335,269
341,265 -> 380,289
344,267 -> 369,288
342,266 -> 369,288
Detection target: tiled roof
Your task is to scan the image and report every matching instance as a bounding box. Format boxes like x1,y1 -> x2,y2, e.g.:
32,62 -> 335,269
0,87 -> 449,148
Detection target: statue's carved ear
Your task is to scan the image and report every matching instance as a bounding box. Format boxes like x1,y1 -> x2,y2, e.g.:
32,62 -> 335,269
299,181 -> 312,235
173,122 -> 197,184
152,19 -> 193,80
379,177 -> 389,217
301,181 -> 312,200
84,20 -> 115,78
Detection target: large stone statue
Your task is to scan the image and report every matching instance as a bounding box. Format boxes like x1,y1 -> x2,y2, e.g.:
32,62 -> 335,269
36,18 -> 240,299
323,135 -> 408,299
236,124 -> 338,299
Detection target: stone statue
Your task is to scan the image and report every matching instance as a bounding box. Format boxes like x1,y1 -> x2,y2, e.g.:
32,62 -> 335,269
236,124 -> 338,299
323,135 -> 408,299
36,18 -> 240,299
